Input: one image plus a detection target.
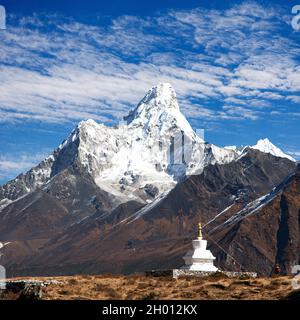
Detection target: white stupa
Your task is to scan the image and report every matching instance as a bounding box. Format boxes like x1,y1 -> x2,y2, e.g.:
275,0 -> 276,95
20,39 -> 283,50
181,223 -> 218,272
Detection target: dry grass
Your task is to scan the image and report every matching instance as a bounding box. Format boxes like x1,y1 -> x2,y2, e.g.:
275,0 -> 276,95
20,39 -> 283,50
1,274 -> 298,300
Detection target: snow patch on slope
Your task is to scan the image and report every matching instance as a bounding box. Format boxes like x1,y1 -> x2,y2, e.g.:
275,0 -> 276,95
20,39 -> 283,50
211,145 -> 237,164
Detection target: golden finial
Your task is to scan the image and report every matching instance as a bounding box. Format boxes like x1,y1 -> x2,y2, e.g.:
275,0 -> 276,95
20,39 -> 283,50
198,222 -> 203,239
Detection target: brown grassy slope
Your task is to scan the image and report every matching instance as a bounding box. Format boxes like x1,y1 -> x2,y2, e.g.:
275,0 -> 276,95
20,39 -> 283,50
3,274 -> 299,300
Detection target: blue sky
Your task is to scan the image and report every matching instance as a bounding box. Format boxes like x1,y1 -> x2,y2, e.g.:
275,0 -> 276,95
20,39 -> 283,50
0,0 -> 300,184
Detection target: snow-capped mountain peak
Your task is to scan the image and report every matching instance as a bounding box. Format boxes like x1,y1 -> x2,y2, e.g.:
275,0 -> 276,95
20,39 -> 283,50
138,82 -> 178,111
124,83 -> 196,138
251,138 -> 295,161
126,83 -> 179,122
2,83 -> 295,214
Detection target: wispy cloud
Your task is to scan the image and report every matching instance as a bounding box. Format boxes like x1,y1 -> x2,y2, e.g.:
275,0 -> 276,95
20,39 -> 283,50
0,1 -> 299,126
286,150 -> 300,160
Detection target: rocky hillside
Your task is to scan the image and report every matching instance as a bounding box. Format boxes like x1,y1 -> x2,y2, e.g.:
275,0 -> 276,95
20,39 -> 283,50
207,164 -> 300,276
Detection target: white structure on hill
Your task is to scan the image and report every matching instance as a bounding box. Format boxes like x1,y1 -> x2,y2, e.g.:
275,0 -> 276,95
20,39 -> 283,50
181,223 -> 218,272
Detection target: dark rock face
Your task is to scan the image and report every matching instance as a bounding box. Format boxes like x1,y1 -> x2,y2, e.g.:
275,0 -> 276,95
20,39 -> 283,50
208,166 -> 300,276
50,136 -> 79,178
144,184 -> 159,198
1,150 -> 296,277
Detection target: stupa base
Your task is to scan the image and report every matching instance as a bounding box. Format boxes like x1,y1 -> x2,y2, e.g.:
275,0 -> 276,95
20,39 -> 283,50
180,264 -> 218,272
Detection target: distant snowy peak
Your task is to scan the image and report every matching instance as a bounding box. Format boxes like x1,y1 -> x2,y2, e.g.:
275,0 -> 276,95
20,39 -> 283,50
251,138 -> 295,162
224,139 -> 295,162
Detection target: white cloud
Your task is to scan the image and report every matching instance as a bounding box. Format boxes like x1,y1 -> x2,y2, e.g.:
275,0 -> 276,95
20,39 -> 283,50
286,150 -> 300,160
0,1 -> 299,127
287,95 -> 300,103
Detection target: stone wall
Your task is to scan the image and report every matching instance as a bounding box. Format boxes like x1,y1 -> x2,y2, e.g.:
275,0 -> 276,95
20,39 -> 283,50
145,269 -> 257,279
172,269 -> 257,279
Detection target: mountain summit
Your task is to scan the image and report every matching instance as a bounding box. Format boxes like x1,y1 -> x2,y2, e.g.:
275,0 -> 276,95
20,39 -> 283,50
0,83 -> 297,277
125,83 -> 181,122
124,83 -> 198,149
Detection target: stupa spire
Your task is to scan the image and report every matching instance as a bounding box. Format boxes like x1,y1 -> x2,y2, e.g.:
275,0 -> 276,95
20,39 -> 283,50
198,222 -> 203,239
